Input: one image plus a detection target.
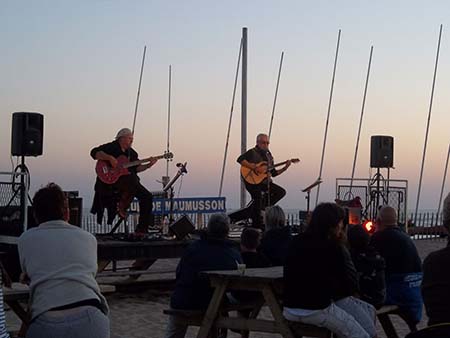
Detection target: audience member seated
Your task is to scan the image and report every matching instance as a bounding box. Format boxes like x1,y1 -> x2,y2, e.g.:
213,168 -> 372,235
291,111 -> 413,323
231,227 -> 271,303
283,203 -> 377,338
347,224 -> 386,308
165,214 -> 242,338
370,205 -> 423,325
18,183 -> 109,338
0,264 -> 10,338
419,192 -> 450,331
259,205 -> 292,266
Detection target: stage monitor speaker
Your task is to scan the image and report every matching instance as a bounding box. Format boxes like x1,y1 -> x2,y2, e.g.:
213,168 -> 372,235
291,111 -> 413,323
0,206 -> 37,236
11,112 -> 44,157
68,197 -> 82,227
169,215 -> 195,240
370,135 -> 394,168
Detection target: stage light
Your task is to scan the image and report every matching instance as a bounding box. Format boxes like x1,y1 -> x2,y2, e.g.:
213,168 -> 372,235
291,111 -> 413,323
363,220 -> 375,233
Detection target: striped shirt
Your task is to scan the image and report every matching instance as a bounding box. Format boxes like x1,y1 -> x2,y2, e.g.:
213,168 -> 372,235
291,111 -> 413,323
0,274 -> 10,338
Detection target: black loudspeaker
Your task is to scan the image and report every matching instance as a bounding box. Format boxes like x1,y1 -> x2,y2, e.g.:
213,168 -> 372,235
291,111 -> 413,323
169,215 -> 195,240
11,112 -> 44,157
0,206 -> 37,236
68,197 -> 83,227
370,135 -> 394,168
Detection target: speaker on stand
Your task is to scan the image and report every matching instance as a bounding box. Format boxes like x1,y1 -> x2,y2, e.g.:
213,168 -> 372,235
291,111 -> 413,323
10,112 -> 44,230
367,135 -> 394,220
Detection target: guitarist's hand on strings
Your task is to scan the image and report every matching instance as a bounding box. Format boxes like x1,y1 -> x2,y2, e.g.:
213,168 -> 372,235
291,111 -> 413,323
276,160 -> 292,175
148,157 -> 158,167
109,156 -> 118,168
139,157 -> 158,172
254,161 -> 268,174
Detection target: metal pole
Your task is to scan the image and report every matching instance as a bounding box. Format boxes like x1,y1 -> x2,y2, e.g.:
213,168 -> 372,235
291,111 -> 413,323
315,29 -> 341,206
268,51 -> 285,139
240,27 -> 248,208
166,65 -> 172,177
437,143 -> 450,218
219,39 -> 243,197
415,24 -> 443,224
132,45 -> 147,135
349,46 -> 374,194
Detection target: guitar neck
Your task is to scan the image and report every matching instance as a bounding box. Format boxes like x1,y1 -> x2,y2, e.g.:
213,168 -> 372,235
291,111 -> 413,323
123,155 -> 164,168
273,160 -> 289,168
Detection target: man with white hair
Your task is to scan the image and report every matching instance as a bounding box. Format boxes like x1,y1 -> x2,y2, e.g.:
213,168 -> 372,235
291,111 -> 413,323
90,128 -> 158,234
370,205 -> 422,326
237,133 -> 291,228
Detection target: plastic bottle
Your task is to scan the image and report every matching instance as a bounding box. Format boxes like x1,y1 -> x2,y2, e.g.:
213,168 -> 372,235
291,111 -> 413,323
162,216 -> 169,235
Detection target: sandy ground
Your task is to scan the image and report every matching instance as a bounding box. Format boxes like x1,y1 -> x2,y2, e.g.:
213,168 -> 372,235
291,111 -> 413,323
5,238 -> 447,338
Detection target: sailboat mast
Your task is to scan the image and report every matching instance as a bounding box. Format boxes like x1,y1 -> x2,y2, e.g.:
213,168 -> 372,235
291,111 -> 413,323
315,29 -> 341,206
132,45 -> 147,135
166,65 -> 172,178
349,46 -> 374,195
240,27 -> 248,208
415,24 -> 443,223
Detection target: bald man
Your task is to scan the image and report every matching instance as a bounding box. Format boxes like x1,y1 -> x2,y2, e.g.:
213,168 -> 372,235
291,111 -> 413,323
237,133 -> 291,229
421,193 -> 450,327
370,205 -> 422,325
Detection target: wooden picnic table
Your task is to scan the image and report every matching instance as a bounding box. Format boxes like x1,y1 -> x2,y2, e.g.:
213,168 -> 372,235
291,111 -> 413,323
198,266 -> 298,338
198,266 -> 404,338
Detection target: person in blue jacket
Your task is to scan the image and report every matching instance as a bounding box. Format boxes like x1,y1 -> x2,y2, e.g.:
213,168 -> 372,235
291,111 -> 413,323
165,213 -> 242,338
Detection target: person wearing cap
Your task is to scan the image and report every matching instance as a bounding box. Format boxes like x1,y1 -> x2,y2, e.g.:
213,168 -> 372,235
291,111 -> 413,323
90,128 -> 157,234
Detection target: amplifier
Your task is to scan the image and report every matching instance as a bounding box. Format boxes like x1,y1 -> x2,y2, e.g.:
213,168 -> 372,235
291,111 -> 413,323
0,206 -> 37,236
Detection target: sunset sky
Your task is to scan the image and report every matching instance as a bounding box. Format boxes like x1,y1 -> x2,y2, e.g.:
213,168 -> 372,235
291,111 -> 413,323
1,1 -> 450,211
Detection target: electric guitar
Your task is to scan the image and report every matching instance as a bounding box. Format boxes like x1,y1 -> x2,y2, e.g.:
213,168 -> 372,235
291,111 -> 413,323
96,152 -> 174,184
240,158 -> 300,185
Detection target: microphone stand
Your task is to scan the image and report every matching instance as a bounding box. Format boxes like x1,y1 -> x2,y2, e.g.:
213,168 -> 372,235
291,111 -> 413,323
163,162 -> 188,222
302,179 -> 323,213
266,150 -> 274,207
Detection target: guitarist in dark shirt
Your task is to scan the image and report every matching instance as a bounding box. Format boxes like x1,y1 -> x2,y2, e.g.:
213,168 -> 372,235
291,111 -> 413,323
237,133 -> 291,228
90,128 -> 158,234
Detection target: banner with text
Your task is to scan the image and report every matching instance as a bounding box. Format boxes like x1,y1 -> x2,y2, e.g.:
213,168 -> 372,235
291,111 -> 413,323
130,197 -> 226,215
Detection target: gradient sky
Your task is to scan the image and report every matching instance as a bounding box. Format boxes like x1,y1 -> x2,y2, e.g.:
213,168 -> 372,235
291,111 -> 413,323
1,1 -> 450,211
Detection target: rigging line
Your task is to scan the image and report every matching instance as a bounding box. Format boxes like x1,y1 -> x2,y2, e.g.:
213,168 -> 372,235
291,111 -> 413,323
415,24 -> 443,224
349,46 -> 374,195
166,65 -> 172,177
315,29 -> 342,206
132,45 -> 147,135
218,38 -> 243,197
268,51 -> 285,139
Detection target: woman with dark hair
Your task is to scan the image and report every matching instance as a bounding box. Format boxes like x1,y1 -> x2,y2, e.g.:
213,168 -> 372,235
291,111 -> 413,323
283,203 -> 377,338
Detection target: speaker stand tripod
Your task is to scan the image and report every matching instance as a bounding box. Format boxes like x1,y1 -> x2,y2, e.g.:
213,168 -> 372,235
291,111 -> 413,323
364,167 -> 391,220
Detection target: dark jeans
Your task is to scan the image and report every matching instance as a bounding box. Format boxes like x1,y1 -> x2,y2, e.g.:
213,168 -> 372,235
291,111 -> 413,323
115,174 -> 153,231
245,181 -> 285,228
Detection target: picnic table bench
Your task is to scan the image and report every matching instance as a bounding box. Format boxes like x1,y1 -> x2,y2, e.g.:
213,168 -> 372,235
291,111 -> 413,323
164,266 -> 412,338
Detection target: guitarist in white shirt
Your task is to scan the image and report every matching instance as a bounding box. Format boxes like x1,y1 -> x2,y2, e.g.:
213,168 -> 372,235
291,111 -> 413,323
90,128 -> 158,235
237,133 -> 291,229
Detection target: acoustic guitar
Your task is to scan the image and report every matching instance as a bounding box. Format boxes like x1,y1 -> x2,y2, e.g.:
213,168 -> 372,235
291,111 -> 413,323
96,152 -> 173,184
241,158 -> 300,185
